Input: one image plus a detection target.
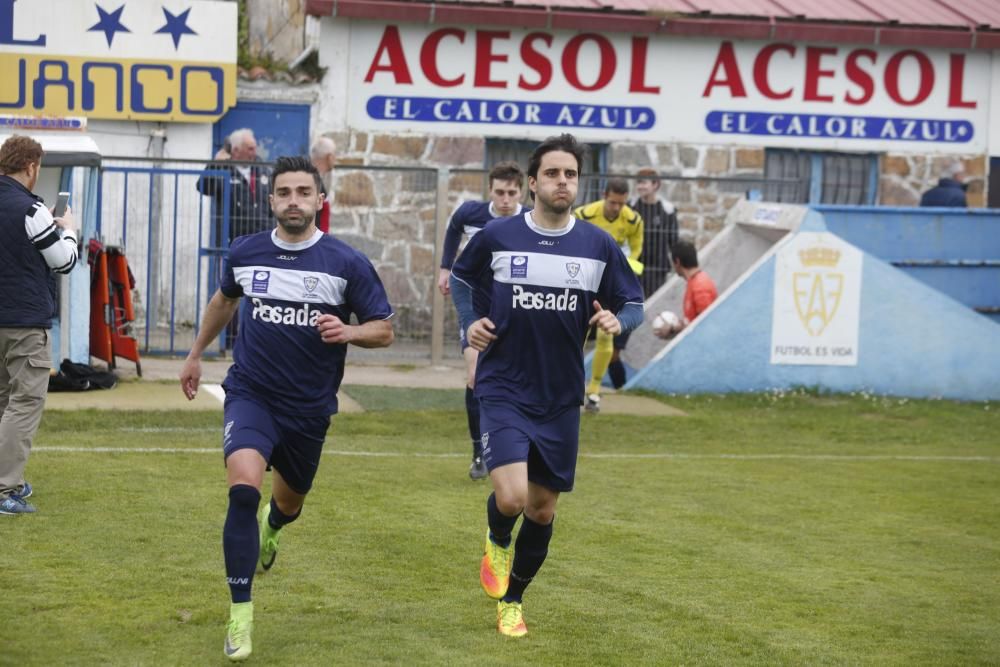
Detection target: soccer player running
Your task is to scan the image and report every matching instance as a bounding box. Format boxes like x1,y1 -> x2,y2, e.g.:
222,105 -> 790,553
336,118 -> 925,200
450,134 -> 643,637
574,178 -> 645,413
437,161 -> 527,480
180,156 -> 394,661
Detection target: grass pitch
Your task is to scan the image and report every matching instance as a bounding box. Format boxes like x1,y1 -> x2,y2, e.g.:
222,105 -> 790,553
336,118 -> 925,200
3,389 -> 998,665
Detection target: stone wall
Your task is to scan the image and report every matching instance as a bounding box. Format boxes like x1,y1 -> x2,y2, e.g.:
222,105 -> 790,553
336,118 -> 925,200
608,143 -> 767,248
879,154 -> 987,207
317,131 -> 486,341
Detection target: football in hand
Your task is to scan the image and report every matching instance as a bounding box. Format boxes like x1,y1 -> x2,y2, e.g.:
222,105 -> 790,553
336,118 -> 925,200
652,310 -> 681,338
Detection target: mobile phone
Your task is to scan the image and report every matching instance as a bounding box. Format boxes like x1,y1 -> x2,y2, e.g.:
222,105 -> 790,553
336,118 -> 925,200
53,192 -> 70,218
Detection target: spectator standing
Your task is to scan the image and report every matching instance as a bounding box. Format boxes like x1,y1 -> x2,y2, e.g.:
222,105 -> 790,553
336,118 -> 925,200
920,161 -> 967,207
629,168 -> 678,296
310,137 -> 336,233
196,128 -> 273,245
0,135 -> 79,515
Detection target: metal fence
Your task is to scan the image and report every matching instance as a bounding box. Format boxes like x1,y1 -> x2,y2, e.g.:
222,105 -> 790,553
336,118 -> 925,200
95,158 -> 802,362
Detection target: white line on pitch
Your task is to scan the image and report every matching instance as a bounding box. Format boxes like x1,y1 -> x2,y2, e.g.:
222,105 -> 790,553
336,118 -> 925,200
202,384 -> 226,404
30,446 -> 998,462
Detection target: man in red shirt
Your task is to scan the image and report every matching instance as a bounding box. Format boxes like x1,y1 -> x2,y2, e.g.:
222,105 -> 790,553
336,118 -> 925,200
655,240 -> 717,338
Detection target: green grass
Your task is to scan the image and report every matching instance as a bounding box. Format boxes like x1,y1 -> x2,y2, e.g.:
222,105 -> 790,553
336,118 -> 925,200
4,393 -> 999,665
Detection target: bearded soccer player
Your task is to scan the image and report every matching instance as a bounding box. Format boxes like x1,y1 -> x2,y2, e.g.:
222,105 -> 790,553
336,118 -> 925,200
180,156 -> 394,661
574,178 -> 644,412
450,134 -> 644,637
437,161 -> 528,480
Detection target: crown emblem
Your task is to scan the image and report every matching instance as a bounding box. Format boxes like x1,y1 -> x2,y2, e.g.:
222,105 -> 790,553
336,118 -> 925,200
798,247 -> 841,268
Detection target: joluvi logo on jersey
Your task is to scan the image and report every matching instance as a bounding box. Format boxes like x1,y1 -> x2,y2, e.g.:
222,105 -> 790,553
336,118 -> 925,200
510,255 -> 528,278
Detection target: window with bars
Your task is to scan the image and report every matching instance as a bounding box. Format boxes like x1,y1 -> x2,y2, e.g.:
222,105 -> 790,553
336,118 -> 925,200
764,149 -> 878,205
485,138 -> 608,205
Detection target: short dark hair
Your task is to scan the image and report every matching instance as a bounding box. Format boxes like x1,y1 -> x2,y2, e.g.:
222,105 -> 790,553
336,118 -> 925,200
0,135 -> 43,175
527,133 -> 587,180
605,177 -> 629,196
272,156 -> 323,192
488,161 -> 524,189
636,167 -> 659,184
671,240 -> 699,269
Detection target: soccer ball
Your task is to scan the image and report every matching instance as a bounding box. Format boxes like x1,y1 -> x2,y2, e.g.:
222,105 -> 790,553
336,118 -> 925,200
652,310 -> 680,338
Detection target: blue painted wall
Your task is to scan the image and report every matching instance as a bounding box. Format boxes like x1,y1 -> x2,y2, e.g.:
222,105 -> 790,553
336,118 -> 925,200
629,214 -> 1000,401
817,206 -> 1000,325
213,101 -> 311,161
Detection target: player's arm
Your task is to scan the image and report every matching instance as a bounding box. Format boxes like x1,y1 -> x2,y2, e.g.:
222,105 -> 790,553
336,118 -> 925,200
317,315 -> 394,348
180,289 -> 240,399
325,255 -> 396,347
438,204 -> 470,295
449,229 -> 495,351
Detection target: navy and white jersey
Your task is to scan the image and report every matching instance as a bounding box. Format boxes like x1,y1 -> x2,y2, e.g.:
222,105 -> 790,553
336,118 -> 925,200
220,229 -> 394,417
440,200 -> 526,269
451,212 -> 643,407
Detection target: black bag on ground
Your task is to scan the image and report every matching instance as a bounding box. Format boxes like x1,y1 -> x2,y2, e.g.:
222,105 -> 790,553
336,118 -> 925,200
57,360 -> 119,390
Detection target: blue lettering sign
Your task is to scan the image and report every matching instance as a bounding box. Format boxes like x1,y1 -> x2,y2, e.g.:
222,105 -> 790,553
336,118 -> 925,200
0,0 -> 45,46
367,96 -> 655,130
0,57 -> 25,108
33,60 -> 73,109
131,64 -> 173,113
83,62 -> 123,112
706,111 -> 973,143
179,66 -> 224,115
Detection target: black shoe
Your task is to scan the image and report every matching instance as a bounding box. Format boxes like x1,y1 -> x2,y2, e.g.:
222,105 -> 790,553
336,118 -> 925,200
469,457 -> 488,480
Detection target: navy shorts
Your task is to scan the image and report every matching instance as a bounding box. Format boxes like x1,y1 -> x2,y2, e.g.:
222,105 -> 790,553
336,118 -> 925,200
479,398 -> 581,492
223,391 -> 330,494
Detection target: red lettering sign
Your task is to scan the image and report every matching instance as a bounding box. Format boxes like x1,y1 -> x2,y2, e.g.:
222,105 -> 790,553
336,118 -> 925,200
562,34 -> 616,92
420,28 -> 464,87
364,26 -> 412,84
844,49 -> 876,105
948,53 -> 976,108
702,41 -> 746,97
474,31 -> 509,88
885,50 -> 933,106
753,43 -> 795,100
518,32 -> 552,91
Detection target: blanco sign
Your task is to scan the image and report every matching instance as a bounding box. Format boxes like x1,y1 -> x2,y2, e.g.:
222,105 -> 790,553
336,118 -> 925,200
346,22 -> 991,152
771,232 -> 862,366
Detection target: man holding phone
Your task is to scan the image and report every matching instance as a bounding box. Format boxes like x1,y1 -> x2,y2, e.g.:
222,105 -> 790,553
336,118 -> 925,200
0,135 -> 79,515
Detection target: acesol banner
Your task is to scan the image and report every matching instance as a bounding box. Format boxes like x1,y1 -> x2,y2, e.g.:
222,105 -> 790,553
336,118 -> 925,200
0,0 -> 237,122
348,22 -> 991,152
771,232 -> 862,366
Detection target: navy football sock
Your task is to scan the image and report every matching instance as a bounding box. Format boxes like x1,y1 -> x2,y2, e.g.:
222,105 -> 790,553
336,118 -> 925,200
487,492 -> 519,548
223,484 -> 261,603
267,497 -> 301,530
465,386 -> 482,458
503,514 -> 554,603
608,359 -> 627,389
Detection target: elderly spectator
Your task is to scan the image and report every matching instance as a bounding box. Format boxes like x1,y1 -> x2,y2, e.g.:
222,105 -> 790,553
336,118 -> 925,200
920,161 -> 967,207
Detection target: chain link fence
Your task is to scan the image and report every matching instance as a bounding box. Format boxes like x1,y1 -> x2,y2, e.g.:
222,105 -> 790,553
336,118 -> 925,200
96,158 -> 801,362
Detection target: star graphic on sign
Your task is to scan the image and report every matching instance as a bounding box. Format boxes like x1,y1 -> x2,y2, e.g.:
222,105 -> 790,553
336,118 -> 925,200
88,3 -> 131,47
155,7 -> 197,49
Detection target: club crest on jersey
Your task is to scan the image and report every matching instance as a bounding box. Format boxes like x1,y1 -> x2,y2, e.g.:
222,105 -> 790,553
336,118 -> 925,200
510,255 -> 528,278
303,276 -> 319,293
565,262 -> 581,278
252,270 -> 270,293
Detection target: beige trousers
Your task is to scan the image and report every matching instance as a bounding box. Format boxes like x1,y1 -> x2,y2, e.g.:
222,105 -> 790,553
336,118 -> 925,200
0,327 -> 51,498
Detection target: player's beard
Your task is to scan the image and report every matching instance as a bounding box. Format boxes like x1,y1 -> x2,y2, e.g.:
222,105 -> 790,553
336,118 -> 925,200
539,191 -> 574,216
275,207 -> 315,233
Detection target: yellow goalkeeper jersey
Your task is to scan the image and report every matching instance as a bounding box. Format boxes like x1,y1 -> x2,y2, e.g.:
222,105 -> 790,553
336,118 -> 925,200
573,200 -> 644,274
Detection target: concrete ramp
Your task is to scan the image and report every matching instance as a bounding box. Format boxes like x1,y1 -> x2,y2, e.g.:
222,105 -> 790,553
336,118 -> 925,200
626,209 -> 1000,401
